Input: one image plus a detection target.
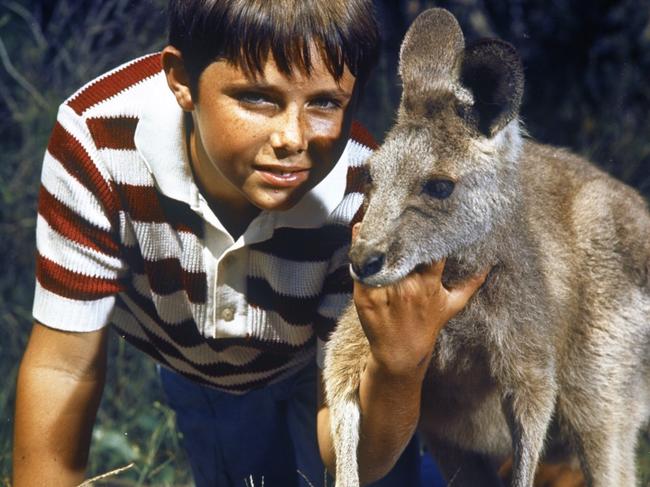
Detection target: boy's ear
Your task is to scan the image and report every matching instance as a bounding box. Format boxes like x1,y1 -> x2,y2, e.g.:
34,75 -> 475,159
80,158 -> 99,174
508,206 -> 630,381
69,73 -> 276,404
162,46 -> 195,112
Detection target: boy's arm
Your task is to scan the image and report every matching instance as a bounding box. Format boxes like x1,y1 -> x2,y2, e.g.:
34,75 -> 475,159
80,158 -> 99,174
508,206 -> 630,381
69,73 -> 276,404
13,322 -> 108,487
317,364 -> 424,485
318,259 -> 487,485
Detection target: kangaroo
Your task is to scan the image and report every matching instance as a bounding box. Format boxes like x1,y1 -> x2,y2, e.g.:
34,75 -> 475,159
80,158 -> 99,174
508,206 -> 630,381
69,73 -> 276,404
323,8 -> 650,487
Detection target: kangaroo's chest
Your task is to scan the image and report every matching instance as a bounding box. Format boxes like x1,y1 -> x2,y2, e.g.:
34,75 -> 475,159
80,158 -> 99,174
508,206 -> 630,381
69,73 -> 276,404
419,345 -> 512,454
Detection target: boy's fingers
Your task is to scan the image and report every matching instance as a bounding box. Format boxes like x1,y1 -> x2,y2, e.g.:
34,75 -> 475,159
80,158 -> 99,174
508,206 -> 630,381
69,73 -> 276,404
431,258 -> 446,278
416,258 -> 446,288
446,268 -> 490,313
353,275 -> 389,302
413,258 -> 445,277
351,223 -> 361,242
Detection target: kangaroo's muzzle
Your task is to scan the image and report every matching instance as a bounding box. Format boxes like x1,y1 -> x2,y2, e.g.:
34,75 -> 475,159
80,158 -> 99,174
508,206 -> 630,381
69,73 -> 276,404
351,252 -> 385,280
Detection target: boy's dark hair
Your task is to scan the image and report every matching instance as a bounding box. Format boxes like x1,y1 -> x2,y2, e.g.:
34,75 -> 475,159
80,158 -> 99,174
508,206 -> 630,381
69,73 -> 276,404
168,0 -> 379,96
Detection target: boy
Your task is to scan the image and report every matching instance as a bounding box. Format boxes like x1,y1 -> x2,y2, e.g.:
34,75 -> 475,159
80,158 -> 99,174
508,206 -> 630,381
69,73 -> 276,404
13,1 -> 484,485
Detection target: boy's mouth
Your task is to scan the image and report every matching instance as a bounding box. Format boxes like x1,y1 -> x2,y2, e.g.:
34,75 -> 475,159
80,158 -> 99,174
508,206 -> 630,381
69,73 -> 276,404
255,165 -> 310,188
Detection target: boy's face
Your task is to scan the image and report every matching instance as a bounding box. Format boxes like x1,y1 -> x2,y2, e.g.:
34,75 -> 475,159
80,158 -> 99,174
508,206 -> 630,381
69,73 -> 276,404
186,49 -> 357,217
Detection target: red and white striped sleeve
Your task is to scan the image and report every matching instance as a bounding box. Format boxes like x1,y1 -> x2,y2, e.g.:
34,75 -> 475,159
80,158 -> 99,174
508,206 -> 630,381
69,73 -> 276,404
33,103 -> 128,331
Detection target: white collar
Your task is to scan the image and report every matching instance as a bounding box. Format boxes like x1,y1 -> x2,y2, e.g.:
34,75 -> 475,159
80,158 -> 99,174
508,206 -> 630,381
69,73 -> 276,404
134,73 -> 350,241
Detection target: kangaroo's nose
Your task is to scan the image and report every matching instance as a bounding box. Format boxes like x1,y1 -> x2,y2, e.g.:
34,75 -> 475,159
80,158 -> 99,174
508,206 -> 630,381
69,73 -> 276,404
352,253 -> 385,279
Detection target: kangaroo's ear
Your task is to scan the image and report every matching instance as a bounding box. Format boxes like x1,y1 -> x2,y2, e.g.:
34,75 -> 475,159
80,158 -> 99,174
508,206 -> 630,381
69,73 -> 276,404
398,8 -> 466,97
459,39 -> 524,137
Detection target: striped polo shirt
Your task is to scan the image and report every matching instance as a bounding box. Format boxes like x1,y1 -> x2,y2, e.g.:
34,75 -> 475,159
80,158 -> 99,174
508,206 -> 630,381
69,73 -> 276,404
33,53 -> 375,393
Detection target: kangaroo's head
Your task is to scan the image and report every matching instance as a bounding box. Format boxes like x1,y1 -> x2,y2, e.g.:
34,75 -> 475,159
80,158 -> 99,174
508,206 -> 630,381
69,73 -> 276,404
351,8 -> 525,286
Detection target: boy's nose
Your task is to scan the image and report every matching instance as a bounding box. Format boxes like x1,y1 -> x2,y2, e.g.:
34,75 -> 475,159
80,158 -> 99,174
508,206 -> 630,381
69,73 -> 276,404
270,108 -> 308,154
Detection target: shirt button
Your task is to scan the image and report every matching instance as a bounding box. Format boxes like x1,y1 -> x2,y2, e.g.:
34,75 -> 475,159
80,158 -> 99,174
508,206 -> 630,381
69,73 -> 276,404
220,306 -> 235,321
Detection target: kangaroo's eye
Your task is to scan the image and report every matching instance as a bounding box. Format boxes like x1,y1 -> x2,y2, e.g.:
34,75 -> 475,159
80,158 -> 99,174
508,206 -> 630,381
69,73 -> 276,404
422,179 -> 455,199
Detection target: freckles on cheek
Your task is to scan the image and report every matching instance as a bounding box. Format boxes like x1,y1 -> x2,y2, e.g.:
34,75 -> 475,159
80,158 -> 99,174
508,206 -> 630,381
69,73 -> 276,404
310,117 -> 342,137
309,119 -> 348,153
234,114 -> 266,140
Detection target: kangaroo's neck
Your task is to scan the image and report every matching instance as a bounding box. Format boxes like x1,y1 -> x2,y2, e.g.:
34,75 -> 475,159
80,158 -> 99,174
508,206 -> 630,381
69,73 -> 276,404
444,121 -> 530,281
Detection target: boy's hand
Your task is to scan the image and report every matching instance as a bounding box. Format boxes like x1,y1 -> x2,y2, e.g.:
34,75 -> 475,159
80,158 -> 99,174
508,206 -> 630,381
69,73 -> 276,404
351,224 -> 488,378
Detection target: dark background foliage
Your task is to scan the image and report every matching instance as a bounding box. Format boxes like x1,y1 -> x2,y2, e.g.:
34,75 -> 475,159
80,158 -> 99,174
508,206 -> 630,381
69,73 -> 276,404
1,0 -> 649,485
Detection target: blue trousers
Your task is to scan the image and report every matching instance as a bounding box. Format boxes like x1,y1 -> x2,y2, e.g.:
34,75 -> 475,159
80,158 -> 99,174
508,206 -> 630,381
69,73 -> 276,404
160,363 -> 445,487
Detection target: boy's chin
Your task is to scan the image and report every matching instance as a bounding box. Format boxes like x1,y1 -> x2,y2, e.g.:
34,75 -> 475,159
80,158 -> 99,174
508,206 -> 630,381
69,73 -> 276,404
252,189 -> 305,212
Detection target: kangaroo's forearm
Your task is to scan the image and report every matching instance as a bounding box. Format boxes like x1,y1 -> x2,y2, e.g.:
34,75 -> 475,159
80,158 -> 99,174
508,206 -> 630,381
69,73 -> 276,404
356,355 -> 425,485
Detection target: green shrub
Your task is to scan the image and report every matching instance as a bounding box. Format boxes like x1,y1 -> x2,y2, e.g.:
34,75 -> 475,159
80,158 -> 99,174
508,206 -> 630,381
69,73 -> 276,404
0,1 -> 192,484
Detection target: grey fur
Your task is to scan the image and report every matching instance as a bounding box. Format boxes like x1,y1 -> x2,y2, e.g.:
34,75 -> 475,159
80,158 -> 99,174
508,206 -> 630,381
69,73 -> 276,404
324,8 -> 650,487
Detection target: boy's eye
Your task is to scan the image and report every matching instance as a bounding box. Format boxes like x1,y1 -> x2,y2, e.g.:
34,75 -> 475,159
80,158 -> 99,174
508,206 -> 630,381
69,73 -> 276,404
310,97 -> 342,110
236,92 -> 275,106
